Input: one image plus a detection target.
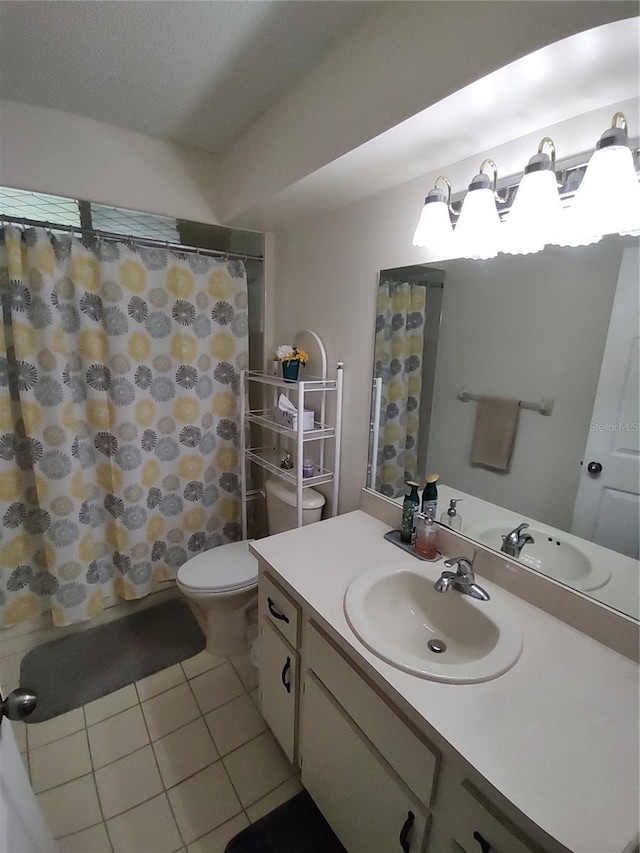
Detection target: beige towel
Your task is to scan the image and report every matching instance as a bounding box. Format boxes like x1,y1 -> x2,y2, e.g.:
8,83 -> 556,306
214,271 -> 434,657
470,396 -> 520,472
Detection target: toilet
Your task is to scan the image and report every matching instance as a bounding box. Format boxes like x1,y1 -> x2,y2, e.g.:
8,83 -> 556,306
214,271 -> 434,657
177,478 -> 325,657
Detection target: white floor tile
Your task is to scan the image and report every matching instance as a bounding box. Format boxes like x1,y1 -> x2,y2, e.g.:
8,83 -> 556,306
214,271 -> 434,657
167,761 -> 242,845
204,694 -> 265,756
142,683 -> 200,741
37,774 -> 102,839
153,718 -> 218,789
246,776 -> 303,823
20,750 -> 30,781
181,650 -> 224,680
249,687 -> 260,710
11,720 -> 27,754
31,730 -> 92,793
223,731 -> 293,808
0,650 -> 25,684
84,684 -> 138,726
57,822 -> 112,853
1,627 -> 55,658
95,745 -> 163,819
106,793 -> 183,853
189,663 -> 244,715
28,708 -> 85,749
186,812 -> 249,853
136,663 -> 185,702
88,705 -> 150,769
230,654 -> 259,691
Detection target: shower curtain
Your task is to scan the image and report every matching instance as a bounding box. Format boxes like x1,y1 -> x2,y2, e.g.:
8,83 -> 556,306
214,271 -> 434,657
0,226 -> 248,627
374,280 -> 426,499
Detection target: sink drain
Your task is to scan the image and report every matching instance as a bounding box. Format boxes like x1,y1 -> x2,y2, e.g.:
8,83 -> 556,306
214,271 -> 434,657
428,639 -> 447,654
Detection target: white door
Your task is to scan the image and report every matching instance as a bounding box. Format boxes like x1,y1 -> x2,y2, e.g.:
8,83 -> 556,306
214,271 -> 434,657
0,686 -> 56,852
571,246 -> 639,558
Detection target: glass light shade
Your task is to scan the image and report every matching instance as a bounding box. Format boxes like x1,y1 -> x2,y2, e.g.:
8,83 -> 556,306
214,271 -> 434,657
412,199 -> 454,252
503,169 -> 563,255
571,144 -> 640,237
453,187 -> 503,260
550,205 -> 602,248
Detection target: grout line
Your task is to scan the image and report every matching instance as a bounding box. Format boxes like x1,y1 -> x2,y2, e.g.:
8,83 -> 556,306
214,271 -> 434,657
84,701 -> 115,853
138,685 -> 187,850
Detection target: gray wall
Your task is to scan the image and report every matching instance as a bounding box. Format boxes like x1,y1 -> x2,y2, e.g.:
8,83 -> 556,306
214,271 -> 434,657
426,239 -> 625,529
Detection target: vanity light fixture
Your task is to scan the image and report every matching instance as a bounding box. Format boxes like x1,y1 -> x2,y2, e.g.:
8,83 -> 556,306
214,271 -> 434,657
503,138 -> 564,255
453,159 -> 504,260
412,176 -> 456,251
571,112 -> 640,238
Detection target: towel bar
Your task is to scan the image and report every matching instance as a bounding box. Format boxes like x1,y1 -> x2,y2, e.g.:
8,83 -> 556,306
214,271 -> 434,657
457,387 -> 554,416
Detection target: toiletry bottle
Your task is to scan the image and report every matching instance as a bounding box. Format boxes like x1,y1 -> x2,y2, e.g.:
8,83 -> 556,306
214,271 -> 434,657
440,498 -> 463,531
421,474 -> 439,519
400,481 -> 420,544
415,512 -> 438,559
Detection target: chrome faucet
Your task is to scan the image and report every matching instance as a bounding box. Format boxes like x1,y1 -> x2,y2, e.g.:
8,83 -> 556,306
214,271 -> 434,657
501,523 -> 535,558
434,554 -> 490,601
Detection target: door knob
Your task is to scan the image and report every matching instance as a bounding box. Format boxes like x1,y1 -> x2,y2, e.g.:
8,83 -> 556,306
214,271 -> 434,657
0,687 -> 37,725
587,461 -> 603,475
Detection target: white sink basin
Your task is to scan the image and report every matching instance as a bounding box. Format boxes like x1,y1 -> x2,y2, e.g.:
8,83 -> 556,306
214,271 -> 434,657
467,524 -> 611,592
344,564 -> 522,683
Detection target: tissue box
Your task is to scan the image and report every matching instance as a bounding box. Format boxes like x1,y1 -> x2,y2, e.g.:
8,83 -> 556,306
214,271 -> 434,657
273,406 -> 315,431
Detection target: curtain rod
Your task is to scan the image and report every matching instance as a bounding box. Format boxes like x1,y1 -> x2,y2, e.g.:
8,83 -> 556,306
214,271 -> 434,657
0,214 -> 264,263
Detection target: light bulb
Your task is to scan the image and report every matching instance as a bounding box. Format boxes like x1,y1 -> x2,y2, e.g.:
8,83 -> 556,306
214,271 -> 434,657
503,146 -> 563,255
412,180 -> 455,255
454,171 -> 502,260
571,113 -> 640,238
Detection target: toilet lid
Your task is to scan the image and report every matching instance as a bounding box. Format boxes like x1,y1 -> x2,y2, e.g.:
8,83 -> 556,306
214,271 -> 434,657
178,540 -> 258,593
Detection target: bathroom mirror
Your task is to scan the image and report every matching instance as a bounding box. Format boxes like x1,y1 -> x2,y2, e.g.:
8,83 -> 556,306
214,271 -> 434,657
367,235 -> 639,620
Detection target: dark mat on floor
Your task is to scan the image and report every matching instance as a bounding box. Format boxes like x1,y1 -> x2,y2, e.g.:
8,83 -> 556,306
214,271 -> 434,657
20,599 -> 205,722
225,791 -> 347,853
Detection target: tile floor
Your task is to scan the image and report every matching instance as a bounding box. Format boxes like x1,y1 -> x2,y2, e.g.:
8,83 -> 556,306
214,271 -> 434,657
13,649 -> 302,853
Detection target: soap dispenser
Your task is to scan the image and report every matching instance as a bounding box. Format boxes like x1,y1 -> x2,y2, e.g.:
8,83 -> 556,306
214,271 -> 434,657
415,511 -> 438,559
440,498 -> 463,531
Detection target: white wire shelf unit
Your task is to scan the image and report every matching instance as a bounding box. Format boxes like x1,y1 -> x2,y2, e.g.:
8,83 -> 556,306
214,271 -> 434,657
240,363 -> 344,537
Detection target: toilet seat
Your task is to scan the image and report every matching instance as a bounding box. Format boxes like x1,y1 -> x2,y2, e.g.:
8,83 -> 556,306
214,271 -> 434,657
177,540 -> 258,595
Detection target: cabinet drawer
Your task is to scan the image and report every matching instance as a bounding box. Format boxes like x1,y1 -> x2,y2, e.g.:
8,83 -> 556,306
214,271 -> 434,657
259,617 -> 298,764
259,572 -> 300,647
304,620 -> 437,806
301,671 -> 429,853
450,782 -> 543,853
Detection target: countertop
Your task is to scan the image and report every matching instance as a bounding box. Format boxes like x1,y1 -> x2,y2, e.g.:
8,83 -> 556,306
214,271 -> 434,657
251,510 -> 640,853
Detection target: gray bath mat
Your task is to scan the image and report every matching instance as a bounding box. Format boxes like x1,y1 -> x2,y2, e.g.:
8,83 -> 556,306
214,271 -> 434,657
20,599 -> 205,722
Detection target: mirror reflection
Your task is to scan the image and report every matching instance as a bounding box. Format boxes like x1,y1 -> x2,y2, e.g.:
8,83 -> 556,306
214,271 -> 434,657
369,236 -> 639,620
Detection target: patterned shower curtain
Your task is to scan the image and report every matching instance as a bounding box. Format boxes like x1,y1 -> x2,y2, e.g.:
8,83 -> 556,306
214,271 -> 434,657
374,281 -> 426,499
0,226 -> 248,627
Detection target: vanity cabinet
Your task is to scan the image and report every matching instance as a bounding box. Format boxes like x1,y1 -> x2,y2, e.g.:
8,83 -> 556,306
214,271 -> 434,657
447,781 -> 541,853
301,672 -> 430,853
258,572 -> 301,764
256,559 -> 583,853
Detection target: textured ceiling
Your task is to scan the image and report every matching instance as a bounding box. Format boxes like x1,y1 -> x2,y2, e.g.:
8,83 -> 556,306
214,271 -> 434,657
0,0 -> 373,153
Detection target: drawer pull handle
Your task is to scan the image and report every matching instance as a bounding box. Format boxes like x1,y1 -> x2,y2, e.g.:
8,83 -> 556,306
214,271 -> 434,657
399,810 -> 414,852
473,831 -> 491,852
281,657 -> 291,693
268,597 -> 290,623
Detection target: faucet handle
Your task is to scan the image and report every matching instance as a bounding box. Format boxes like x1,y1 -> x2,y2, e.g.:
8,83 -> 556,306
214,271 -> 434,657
443,553 -> 475,576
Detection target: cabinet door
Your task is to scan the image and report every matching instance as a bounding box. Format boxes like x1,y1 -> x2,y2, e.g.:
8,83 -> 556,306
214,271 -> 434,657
449,782 -> 541,853
301,672 -> 429,853
259,617 -> 298,764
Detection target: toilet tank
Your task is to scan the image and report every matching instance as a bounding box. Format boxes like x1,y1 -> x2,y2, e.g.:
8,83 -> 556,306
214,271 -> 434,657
265,478 -> 325,534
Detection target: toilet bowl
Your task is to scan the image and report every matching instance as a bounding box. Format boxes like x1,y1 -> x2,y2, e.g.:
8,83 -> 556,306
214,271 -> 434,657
176,479 -> 325,657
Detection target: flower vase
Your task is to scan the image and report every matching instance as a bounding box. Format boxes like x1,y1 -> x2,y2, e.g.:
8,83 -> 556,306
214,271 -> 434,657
281,360 -> 300,382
